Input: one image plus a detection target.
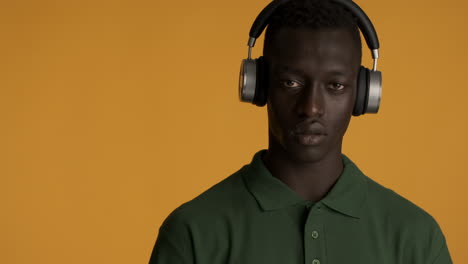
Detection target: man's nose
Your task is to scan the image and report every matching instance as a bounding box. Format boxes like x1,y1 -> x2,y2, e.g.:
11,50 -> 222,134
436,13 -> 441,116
295,83 -> 325,118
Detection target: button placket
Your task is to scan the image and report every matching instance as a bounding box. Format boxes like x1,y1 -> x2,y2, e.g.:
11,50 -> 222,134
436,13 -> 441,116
304,212 -> 325,264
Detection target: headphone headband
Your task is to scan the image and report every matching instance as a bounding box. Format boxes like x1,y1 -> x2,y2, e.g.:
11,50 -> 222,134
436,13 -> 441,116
247,0 -> 380,60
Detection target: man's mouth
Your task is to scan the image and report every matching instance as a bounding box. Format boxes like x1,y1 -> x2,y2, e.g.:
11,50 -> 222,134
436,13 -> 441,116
293,122 -> 327,135
292,121 -> 327,146
293,133 -> 326,146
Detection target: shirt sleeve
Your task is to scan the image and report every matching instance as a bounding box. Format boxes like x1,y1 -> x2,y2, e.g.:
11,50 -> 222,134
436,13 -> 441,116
429,221 -> 453,264
431,242 -> 452,264
148,208 -> 194,264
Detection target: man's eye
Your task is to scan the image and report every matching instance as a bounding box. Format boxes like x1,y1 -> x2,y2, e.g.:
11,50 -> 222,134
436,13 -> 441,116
281,80 -> 302,88
329,83 -> 345,91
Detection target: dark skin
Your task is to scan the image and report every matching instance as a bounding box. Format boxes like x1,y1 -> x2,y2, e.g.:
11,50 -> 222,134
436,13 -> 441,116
262,27 -> 361,202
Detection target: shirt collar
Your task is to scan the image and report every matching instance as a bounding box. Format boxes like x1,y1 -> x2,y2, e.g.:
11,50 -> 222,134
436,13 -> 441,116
242,149 -> 368,219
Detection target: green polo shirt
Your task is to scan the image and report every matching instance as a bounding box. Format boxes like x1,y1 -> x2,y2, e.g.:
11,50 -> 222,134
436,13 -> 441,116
150,149 -> 452,264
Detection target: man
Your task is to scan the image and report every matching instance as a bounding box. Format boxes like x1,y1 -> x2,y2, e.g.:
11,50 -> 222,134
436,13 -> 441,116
149,0 -> 452,263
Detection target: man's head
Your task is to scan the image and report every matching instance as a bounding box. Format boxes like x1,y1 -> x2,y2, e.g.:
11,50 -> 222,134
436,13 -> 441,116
263,0 -> 362,163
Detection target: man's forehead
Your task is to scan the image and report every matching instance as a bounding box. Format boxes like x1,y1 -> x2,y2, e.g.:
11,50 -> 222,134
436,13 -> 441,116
265,27 -> 361,70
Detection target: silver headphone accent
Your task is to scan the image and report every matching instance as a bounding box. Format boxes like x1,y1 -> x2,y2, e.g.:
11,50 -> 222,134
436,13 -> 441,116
367,49 -> 381,113
239,42 -> 257,103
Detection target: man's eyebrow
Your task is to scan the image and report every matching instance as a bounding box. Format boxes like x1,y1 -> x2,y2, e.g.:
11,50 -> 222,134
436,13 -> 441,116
327,71 -> 349,77
275,65 -> 305,75
275,65 -> 351,77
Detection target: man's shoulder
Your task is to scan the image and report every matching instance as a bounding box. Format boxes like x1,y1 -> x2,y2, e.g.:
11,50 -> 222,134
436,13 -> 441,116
161,164 -> 251,227
363,174 -> 440,232
362,174 -> 450,261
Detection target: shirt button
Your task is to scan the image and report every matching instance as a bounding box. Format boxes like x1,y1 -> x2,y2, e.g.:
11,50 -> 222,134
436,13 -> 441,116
311,230 -> 319,239
312,259 -> 320,264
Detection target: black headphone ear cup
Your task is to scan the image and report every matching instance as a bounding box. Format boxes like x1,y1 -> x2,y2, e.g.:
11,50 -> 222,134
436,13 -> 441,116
353,66 -> 369,116
253,56 -> 267,106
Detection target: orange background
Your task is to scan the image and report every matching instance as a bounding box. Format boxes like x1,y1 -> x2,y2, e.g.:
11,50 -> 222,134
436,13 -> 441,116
2,0 -> 467,263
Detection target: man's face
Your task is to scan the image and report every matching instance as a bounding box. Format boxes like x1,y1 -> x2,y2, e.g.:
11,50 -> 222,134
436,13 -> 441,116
264,27 -> 361,163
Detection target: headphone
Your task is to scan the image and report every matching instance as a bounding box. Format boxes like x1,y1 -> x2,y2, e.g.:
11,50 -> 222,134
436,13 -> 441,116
238,0 -> 382,116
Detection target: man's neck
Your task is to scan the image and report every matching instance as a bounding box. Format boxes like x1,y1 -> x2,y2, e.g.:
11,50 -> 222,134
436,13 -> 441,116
261,145 -> 344,202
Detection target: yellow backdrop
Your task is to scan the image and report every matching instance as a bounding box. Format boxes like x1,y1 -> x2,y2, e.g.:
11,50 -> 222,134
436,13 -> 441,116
2,0 -> 467,263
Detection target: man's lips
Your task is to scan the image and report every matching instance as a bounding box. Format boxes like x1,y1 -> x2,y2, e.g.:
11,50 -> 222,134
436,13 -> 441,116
293,122 -> 327,135
292,122 -> 327,146
293,132 -> 326,146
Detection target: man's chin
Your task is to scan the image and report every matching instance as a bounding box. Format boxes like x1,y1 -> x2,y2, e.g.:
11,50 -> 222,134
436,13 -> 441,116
284,143 -> 328,164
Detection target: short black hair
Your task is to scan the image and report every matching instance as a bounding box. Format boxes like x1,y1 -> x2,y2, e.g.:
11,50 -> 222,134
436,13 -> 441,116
263,0 -> 362,60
